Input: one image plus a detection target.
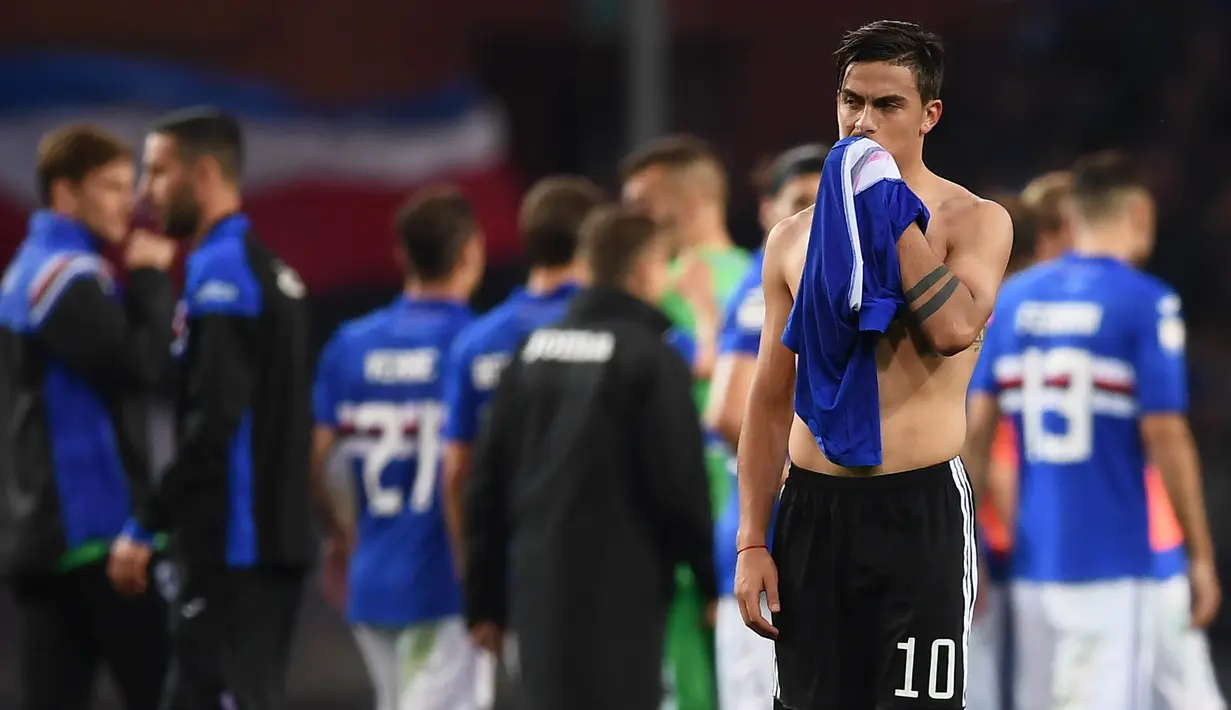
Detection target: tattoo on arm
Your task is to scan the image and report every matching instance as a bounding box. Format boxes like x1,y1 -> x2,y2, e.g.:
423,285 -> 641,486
912,275 -> 959,322
903,264 -> 951,304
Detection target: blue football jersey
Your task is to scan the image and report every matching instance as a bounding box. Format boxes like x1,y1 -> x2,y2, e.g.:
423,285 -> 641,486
313,295 -> 474,627
971,253 -> 1187,582
714,251 -> 766,596
442,283 -> 577,444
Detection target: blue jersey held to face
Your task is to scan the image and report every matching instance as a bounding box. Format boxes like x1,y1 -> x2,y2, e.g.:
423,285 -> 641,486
970,254 -> 1188,582
782,137 -> 929,467
313,295 -> 474,627
442,283 -> 577,445
713,250 -> 766,595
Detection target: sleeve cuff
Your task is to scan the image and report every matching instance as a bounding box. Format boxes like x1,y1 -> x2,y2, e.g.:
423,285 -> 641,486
121,518 -> 156,545
858,298 -> 900,334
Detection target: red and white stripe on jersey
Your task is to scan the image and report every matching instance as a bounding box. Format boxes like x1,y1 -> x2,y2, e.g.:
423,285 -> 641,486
28,252 -> 112,325
991,353 -> 1137,418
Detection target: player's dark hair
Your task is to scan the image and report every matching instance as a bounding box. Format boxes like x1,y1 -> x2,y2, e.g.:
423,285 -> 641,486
580,205 -> 661,288
1069,152 -> 1147,223
752,144 -> 829,198
394,186 -> 478,282
619,134 -> 724,181
520,175 -> 607,268
147,106 -> 244,183
35,124 -> 131,207
994,193 -> 1038,275
835,20 -> 945,102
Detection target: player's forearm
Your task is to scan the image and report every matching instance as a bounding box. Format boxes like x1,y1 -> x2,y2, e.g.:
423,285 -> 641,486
961,432 -> 994,504
691,314 -> 719,380
962,394 -> 998,502
309,429 -> 347,538
707,377 -> 744,452
309,468 -> 345,537
735,394 -> 791,546
714,407 -> 742,451
897,228 -> 985,355
1148,424 -> 1216,562
443,443 -> 472,566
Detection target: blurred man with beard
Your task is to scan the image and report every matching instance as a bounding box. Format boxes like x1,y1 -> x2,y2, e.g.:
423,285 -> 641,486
0,124 -> 176,710
107,107 -> 315,710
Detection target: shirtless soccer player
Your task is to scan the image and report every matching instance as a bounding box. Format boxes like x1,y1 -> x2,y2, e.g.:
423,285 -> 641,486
734,20 -> 1012,710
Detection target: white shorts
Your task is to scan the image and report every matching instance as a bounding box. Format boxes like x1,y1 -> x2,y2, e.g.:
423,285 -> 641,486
715,596 -> 775,710
967,580 -> 1006,710
353,616 -> 481,710
1011,579 -> 1155,710
1153,575 -> 1226,710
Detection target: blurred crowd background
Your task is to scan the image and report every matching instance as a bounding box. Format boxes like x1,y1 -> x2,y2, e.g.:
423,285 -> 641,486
2,0 -> 1231,706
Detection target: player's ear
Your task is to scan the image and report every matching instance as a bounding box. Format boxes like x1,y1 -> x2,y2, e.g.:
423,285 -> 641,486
758,197 -> 778,235
193,154 -> 219,186
1127,190 -> 1155,236
466,230 -> 486,273
921,99 -> 943,136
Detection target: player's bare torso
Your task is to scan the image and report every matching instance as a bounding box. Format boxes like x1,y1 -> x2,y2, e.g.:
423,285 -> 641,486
774,176 -> 990,476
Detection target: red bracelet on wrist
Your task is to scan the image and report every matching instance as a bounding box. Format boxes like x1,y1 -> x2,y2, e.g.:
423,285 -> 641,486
737,544 -> 768,555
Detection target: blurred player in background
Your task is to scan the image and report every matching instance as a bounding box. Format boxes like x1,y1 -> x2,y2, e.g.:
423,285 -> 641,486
442,176 -> 604,573
702,143 -> 824,710
464,206 -> 716,710
621,135 -> 750,710
311,188 -> 485,710
963,190 -> 1040,710
0,125 -> 175,710
1019,171 -> 1076,266
965,152 -> 1220,710
969,169 -> 1227,710
109,107 -> 315,710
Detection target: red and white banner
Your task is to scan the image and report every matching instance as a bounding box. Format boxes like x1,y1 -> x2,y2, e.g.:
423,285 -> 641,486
0,53 -> 523,293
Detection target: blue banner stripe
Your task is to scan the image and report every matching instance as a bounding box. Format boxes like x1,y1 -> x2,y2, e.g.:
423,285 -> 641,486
0,51 -> 482,124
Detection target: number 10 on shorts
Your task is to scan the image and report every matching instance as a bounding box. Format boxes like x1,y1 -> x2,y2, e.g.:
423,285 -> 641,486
894,636 -> 956,700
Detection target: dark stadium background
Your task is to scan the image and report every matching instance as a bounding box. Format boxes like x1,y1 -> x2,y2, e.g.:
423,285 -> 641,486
3,0 -> 1231,706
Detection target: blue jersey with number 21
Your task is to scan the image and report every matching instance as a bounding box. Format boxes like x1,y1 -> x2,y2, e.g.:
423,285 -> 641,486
313,295 -> 474,627
970,254 -> 1188,583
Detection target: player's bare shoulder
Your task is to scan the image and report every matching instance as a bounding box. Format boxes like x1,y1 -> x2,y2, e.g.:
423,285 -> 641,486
921,178 -> 1013,257
925,178 -> 1009,247
765,204 -> 813,299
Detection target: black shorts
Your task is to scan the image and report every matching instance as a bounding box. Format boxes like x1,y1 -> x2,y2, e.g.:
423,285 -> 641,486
772,458 -> 977,710
161,565 -> 305,710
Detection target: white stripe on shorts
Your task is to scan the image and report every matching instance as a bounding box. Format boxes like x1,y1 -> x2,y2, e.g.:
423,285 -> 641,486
949,457 -> 978,708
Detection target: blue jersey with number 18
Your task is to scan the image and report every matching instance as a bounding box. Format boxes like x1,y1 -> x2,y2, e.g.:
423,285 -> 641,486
970,253 -> 1188,583
313,295 -> 474,627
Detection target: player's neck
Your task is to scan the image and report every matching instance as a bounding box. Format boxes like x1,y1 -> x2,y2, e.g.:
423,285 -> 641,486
1072,230 -> 1137,263
681,217 -> 733,253
896,155 -> 930,190
526,263 -> 580,295
405,279 -> 465,303
191,193 -> 243,248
